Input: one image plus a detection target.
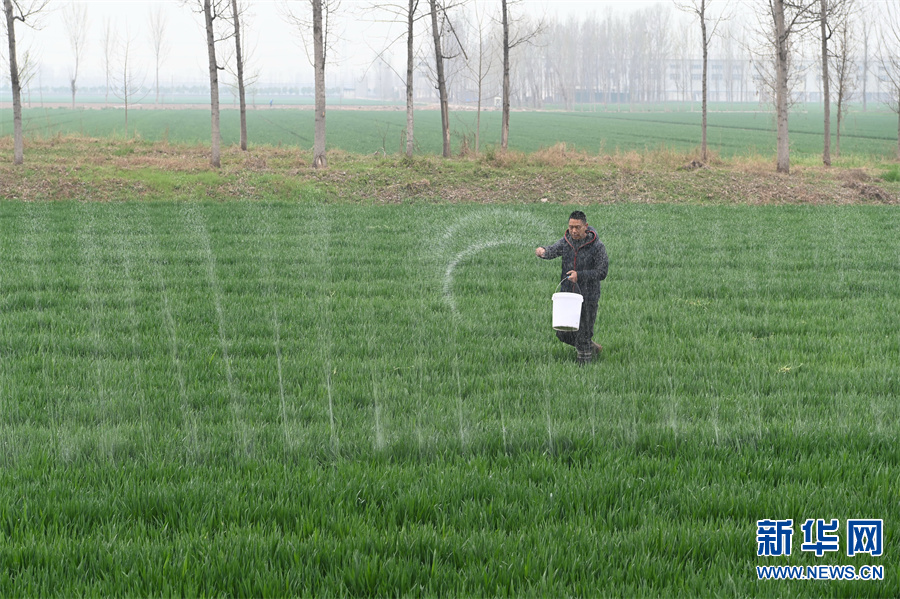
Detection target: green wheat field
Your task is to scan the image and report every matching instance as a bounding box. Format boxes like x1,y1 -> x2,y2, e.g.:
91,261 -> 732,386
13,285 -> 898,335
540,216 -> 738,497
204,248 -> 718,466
0,200 -> 897,595
4,103 -> 899,160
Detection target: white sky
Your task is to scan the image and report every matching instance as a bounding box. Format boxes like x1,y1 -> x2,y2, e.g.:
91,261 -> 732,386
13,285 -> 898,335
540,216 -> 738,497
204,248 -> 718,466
12,0 -> 676,89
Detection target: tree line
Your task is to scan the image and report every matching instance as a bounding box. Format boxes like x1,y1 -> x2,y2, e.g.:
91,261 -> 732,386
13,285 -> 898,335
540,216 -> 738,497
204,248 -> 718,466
5,0 -> 900,172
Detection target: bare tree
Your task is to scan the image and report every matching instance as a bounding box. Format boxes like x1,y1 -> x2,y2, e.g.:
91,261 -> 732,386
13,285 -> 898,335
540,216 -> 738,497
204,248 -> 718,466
753,0 -> 818,174
361,0 -> 424,157
819,0 -> 832,165
500,0 -> 543,151
223,4 -> 260,126
429,0 -> 452,157
231,0 -> 248,150
546,17 -> 578,110
602,9 -> 627,105
184,0 -> 231,168
858,0 -> 873,111
225,47 -> 260,106
670,14 -> 694,102
1,40 -> 39,106
149,6 -> 170,105
512,25 -> 543,108
63,3 -> 89,109
646,6 -> 672,103
3,0 -> 50,165
719,21 -> 743,102
17,45 -> 39,106
878,1 -> 900,160
405,0 -> 418,157
580,14 -> 602,110
771,0 -> 794,173
830,5 -> 856,157
628,10 -> 649,104
101,17 -> 116,105
111,27 -> 148,137
441,9 -> 467,105
464,2 -> 496,154
675,0 -> 728,163
204,0 -> 224,167
284,0 -> 340,168
817,0 -> 848,166
417,0 -> 469,157
311,0 -> 328,167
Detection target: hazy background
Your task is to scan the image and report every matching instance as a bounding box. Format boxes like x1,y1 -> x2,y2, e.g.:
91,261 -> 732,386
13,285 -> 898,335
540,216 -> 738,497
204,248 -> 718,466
3,0 -> 896,110
5,1 -> 697,95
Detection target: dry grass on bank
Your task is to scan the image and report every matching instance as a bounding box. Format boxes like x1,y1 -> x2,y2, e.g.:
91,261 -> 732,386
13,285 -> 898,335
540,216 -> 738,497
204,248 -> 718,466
1,135 -> 898,205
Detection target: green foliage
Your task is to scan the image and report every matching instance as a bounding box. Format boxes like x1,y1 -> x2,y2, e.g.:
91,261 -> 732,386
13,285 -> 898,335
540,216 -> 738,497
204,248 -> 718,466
0,201 -> 897,596
880,165 -> 900,182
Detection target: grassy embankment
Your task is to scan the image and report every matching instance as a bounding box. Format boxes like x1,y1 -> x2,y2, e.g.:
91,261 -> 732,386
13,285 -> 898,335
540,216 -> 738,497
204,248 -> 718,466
1,136 -> 899,207
3,104 -> 900,205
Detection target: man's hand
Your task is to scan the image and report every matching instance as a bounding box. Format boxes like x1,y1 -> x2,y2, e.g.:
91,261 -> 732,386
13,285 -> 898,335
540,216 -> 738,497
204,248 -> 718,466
566,270 -> 578,283
535,247 -> 546,258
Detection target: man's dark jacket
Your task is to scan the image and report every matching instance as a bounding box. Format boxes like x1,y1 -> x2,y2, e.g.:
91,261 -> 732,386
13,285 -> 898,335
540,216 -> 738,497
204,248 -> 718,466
539,226 -> 609,302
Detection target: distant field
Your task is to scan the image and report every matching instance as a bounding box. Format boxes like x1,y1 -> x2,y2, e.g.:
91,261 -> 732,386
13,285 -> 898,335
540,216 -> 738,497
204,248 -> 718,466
0,201 -> 897,595
2,103 -> 898,160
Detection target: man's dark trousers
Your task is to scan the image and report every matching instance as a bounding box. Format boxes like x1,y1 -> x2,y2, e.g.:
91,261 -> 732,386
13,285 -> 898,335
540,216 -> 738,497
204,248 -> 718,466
555,298 -> 598,363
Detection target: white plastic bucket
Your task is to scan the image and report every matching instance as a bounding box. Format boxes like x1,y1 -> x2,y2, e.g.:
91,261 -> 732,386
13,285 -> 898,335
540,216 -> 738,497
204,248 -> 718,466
552,292 -> 583,331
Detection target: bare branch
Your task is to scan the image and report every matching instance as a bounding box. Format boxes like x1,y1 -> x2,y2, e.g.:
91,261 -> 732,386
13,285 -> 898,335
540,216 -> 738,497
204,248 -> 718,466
877,0 -> 900,112
507,4 -> 545,50
439,2 -> 468,61
7,0 -> 50,27
63,3 -> 89,107
783,0 -> 820,33
148,6 -> 170,104
281,0 -> 343,67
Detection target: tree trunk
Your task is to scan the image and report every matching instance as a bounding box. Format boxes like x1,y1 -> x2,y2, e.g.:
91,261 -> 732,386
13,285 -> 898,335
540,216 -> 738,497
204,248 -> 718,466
150,8 -> 164,105
820,0 -> 831,166
4,0 -> 23,165
123,45 -> 130,136
861,24 -> 868,112
405,0 -> 415,158
501,0 -> 510,152
232,0 -> 247,151
774,0 -> 790,174
835,95 -> 842,158
429,0 -> 451,158
476,44 -> 482,155
204,0 -> 221,168
103,20 -> 112,106
861,55 -> 867,112
312,0 -> 327,168
474,16 -> 485,155
700,0 -> 708,163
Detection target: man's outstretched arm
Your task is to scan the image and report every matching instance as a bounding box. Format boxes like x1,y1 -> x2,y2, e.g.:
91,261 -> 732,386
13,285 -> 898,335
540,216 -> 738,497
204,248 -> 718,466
536,237 -> 566,260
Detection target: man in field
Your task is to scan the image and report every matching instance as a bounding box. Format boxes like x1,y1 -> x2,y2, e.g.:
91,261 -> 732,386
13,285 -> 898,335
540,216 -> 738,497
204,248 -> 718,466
535,210 -> 609,365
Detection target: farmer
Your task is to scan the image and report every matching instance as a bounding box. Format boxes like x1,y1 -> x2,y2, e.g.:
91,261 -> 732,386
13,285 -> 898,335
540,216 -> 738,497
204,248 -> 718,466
535,210 -> 609,364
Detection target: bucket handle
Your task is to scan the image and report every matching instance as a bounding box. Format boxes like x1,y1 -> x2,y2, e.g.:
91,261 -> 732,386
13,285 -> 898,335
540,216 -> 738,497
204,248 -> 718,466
554,276 -> 583,295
